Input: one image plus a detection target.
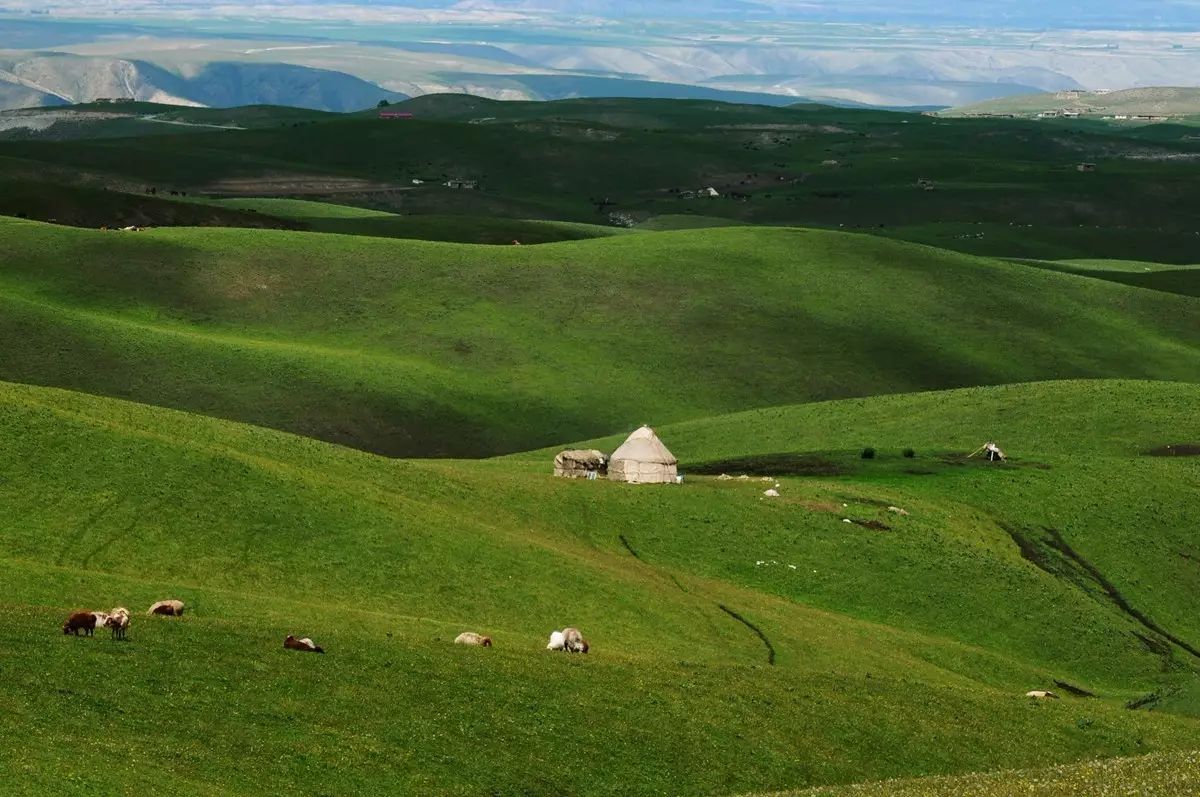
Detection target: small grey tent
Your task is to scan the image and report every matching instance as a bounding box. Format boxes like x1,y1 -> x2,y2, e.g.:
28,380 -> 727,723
554,449 -> 607,479
608,426 -> 678,484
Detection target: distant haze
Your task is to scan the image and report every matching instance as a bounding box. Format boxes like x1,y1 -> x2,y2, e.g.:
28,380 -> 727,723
1,1 -> 1199,110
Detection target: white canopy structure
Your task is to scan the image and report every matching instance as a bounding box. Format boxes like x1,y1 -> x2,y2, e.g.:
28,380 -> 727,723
608,426 -> 678,484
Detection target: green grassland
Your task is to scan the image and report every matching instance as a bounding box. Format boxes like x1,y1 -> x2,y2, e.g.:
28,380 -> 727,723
1016,258 -> 1200,299
4,93 -> 1200,794
2,95 -> 1199,261
779,748 -> 1200,796
198,197 -> 629,244
1,217 -> 1198,457
2,377 -> 1198,795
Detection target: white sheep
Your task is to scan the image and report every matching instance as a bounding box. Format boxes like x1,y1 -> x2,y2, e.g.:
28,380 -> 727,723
1025,690 -> 1059,700
454,632 -> 492,647
106,607 -> 130,640
546,630 -> 566,651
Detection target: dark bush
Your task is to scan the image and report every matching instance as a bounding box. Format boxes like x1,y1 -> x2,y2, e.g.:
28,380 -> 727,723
861,447 -> 876,460
903,448 -> 916,458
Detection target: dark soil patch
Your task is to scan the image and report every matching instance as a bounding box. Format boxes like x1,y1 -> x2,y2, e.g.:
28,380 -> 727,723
1145,443 -> 1200,457
1004,523 -> 1200,661
1127,690 -> 1165,710
1134,632 -> 1172,658
904,469 -> 936,476
718,604 -> 775,666
689,453 -> 847,477
838,494 -> 891,508
850,519 -> 891,531
1053,680 -> 1096,698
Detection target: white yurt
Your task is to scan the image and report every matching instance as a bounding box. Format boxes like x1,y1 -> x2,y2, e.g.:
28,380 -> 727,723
608,426 -> 678,484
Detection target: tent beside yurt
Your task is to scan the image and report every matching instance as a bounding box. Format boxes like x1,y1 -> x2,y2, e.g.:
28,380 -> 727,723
554,449 -> 607,479
608,426 -> 678,484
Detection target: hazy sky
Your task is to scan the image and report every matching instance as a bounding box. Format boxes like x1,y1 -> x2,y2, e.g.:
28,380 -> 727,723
5,1 -> 1199,28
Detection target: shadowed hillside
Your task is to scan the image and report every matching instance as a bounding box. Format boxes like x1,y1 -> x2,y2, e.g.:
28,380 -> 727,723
1,218 -> 1198,456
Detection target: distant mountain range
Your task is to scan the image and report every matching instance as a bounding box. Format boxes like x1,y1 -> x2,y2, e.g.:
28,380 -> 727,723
0,55 -> 406,111
2,9 -> 1200,112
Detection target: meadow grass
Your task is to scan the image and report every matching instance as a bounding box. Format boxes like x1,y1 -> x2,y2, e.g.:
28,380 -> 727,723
197,197 -> 630,243
1,379 -> 1197,794
772,748 -> 1200,796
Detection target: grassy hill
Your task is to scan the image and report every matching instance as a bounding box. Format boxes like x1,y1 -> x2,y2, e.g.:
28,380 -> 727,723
197,197 -> 630,244
2,378 -> 1198,795
781,749 -> 1200,796
1,217 -> 1199,457
947,87 -> 1200,120
1017,258 -> 1200,299
2,95 -> 1200,261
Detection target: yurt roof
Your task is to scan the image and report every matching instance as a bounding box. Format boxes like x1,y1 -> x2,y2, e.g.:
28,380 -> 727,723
610,426 -> 677,465
555,449 -> 606,465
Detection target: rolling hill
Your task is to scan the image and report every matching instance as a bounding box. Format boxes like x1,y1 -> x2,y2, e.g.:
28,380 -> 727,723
1,218 -> 1198,457
2,377 -> 1197,795
1,95 -> 1198,262
946,87 -> 1200,120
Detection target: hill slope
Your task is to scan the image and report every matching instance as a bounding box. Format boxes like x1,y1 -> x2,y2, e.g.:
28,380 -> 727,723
1,219 -> 1199,456
947,87 -> 1200,119
2,378 -> 1198,795
3,95 -> 1200,261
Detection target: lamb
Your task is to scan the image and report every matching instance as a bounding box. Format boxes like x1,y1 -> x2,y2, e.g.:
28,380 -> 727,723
147,600 -> 185,617
284,635 -> 324,654
562,627 -> 589,654
546,630 -> 566,651
454,632 -> 493,647
106,607 -> 130,640
1025,690 -> 1059,700
62,611 -> 109,636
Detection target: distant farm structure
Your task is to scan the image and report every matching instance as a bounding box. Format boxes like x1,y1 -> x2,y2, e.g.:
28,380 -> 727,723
379,111 -> 414,120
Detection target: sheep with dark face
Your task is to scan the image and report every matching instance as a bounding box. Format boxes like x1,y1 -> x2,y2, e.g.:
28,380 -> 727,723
284,635 -> 324,654
454,632 -> 492,647
106,607 -> 130,640
561,627 -> 589,654
147,600 -> 184,617
62,611 -> 108,636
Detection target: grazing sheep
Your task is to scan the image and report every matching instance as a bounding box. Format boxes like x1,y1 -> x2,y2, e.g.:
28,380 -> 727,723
1025,690 -> 1059,699
562,627 -> 589,654
62,611 -> 108,637
284,635 -> 324,654
763,489 -> 780,497
546,630 -> 566,651
454,632 -> 493,647
147,599 -> 185,617
106,607 -> 130,640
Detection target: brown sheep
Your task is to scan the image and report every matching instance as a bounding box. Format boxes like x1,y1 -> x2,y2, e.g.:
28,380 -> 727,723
62,611 -> 108,637
147,600 -> 185,617
284,635 -> 324,654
